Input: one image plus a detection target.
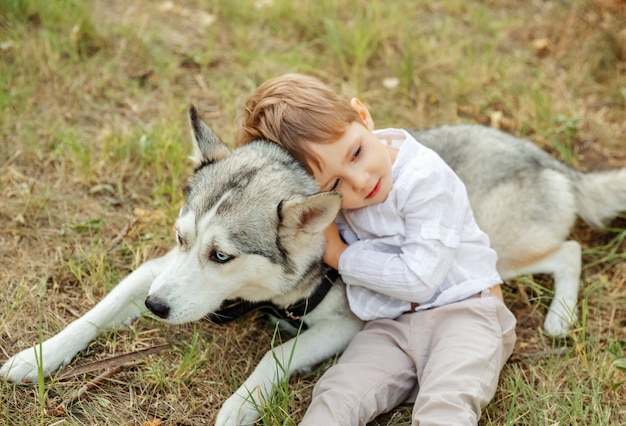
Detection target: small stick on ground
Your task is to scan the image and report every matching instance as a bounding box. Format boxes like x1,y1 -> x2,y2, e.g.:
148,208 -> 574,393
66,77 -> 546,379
49,367 -> 121,416
50,344 -> 171,415
56,344 -> 170,380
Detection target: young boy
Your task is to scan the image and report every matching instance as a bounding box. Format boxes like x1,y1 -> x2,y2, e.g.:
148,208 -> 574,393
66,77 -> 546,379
237,73 -> 516,425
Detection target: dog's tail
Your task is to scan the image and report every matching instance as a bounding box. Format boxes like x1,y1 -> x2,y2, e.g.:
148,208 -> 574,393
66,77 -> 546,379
573,167 -> 626,228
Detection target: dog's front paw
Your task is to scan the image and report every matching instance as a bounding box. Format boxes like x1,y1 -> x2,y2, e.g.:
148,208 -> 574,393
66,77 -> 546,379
215,393 -> 261,426
2,347 -> 51,383
1,335 -> 78,383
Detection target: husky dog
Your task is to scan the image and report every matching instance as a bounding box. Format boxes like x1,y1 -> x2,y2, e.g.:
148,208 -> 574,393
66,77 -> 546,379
2,108 -> 625,425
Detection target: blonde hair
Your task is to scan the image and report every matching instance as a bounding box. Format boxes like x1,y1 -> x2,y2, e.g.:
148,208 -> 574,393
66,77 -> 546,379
237,73 -> 362,174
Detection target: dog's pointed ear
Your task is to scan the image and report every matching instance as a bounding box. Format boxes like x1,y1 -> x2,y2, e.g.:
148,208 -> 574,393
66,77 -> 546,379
188,105 -> 231,165
278,192 -> 342,236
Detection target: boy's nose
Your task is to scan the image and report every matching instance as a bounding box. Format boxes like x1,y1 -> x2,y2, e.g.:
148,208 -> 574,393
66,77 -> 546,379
349,172 -> 369,192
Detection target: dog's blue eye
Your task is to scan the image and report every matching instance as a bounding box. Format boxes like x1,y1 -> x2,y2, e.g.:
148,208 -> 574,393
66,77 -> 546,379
211,250 -> 232,264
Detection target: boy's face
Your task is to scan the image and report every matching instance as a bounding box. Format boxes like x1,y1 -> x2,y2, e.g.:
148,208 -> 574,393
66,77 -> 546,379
307,120 -> 395,210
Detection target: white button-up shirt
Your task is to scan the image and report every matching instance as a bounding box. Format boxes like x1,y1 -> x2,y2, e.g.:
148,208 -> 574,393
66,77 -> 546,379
337,128 -> 501,321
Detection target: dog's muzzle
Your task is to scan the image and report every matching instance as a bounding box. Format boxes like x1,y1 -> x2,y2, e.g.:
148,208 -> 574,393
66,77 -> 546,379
145,296 -> 170,319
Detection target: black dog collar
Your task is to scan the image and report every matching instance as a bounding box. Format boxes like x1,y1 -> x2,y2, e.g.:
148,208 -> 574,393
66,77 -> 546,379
211,267 -> 339,330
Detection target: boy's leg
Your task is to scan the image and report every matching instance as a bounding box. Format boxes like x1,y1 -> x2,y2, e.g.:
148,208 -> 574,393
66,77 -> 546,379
410,290 -> 516,425
300,317 -> 416,426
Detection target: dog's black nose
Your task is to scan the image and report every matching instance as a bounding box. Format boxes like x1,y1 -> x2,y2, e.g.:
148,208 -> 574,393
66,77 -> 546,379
145,296 -> 170,319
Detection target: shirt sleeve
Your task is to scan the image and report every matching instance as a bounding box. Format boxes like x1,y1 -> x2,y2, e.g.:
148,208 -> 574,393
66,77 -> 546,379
337,158 -> 470,304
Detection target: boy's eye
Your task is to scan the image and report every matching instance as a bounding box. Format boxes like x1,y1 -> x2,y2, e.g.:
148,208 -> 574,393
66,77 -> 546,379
352,146 -> 361,159
329,179 -> 340,191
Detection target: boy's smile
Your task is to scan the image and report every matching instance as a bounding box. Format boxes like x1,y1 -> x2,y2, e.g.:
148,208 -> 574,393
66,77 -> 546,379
366,178 -> 382,199
307,120 -> 397,210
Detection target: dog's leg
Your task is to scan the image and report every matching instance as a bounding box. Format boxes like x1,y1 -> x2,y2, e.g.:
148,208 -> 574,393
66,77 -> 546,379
501,240 -> 581,337
1,250 -> 175,383
215,317 -> 362,426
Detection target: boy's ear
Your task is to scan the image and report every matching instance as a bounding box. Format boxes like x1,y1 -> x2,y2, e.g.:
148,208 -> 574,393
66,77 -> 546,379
350,98 -> 374,131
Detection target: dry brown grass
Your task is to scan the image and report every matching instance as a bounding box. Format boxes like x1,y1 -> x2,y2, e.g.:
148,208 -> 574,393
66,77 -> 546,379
1,0 -> 625,424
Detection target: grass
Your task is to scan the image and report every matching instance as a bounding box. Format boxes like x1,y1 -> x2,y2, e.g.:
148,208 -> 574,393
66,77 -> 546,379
1,0 -> 625,424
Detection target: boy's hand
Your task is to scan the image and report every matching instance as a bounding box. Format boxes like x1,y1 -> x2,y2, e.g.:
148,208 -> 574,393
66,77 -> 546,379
323,223 -> 348,270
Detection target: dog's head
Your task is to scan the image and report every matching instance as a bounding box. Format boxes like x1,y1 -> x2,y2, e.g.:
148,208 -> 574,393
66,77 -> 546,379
144,106 -> 341,324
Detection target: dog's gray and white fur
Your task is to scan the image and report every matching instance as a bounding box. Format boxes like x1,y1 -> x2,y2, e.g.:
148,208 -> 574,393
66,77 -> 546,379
410,126 -> 626,336
2,107 -> 625,425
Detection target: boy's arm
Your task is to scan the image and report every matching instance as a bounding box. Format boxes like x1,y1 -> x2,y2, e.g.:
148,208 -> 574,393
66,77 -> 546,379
337,164 -> 478,304
323,223 -> 347,270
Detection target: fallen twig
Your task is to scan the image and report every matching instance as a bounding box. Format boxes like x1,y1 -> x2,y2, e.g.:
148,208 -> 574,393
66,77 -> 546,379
50,344 -> 171,415
55,343 -> 170,380
49,367 -> 120,416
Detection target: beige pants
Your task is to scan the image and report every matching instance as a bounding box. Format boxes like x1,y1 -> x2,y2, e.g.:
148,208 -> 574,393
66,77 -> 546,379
300,289 -> 516,426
